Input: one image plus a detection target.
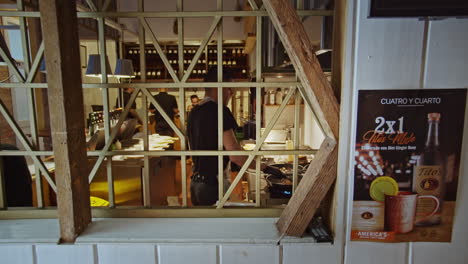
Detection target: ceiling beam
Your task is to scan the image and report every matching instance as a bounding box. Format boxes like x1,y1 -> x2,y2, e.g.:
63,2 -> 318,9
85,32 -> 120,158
263,0 -> 340,237
76,3 -> 138,39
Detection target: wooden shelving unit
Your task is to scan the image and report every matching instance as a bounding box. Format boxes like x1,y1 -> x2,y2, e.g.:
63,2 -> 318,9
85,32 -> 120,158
124,43 -> 250,81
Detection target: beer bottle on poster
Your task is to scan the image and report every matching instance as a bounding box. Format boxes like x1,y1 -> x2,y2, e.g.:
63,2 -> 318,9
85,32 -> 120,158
412,113 -> 445,226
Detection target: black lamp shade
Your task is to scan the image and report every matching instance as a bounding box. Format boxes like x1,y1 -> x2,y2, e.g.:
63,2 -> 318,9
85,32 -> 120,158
114,59 -> 135,78
85,54 -> 112,77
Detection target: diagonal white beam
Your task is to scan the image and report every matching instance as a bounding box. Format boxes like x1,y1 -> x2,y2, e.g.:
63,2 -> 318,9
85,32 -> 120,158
25,41 -> 45,83
181,16 -> 222,82
217,87 -> 296,208
88,88 -> 141,183
85,0 -> 97,11
0,46 -> 24,82
0,98 -> 56,192
248,0 -> 259,10
140,87 -> 185,139
140,17 -> 180,83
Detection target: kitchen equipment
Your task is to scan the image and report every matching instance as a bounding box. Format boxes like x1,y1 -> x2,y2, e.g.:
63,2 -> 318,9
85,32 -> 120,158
265,174 -> 292,198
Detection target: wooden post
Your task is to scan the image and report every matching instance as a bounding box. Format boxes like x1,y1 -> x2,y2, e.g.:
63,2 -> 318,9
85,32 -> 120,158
277,138 -> 338,236
331,0 -> 346,102
263,0 -> 340,236
39,0 -> 91,243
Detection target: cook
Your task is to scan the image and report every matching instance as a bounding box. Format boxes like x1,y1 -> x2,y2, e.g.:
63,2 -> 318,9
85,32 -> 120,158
187,68 -> 284,206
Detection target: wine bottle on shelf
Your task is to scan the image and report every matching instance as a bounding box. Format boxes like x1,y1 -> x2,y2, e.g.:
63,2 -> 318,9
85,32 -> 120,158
413,112 -> 445,226
275,88 -> 283,105
269,90 -> 276,105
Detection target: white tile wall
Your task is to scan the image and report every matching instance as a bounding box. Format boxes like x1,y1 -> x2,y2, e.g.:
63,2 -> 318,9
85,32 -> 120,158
283,243 -> 339,264
344,0 -> 468,263
0,245 -> 34,264
220,245 -> 279,264
354,2 -> 424,90
97,244 -> 156,264
346,242 -> 407,264
413,243 -> 468,264
158,244 -> 217,264
36,244 -> 95,264
424,19 -> 468,88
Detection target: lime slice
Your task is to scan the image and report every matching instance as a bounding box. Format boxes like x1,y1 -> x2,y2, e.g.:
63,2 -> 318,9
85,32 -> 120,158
369,176 -> 399,202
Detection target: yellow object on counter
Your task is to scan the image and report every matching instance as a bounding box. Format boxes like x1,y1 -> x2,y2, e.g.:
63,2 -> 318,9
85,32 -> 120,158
242,143 -> 256,151
90,196 -> 110,207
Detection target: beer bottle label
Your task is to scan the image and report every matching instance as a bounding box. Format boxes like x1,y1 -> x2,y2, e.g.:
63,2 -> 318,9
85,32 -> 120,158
414,165 -> 443,197
413,165 -> 443,224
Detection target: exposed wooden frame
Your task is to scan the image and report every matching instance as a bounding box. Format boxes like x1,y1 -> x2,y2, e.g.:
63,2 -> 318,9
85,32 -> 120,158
331,0 -> 346,102
0,3 -> 342,239
39,0 -> 91,243
263,0 -> 340,236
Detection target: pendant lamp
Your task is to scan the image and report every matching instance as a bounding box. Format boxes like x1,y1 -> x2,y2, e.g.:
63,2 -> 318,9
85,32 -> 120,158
85,54 -> 112,77
114,58 -> 135,78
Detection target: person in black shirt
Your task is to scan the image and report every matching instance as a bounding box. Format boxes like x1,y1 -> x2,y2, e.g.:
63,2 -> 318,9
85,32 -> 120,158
149,88 -> 179,136
187,68 -> 283,206
0,144 -> 32,207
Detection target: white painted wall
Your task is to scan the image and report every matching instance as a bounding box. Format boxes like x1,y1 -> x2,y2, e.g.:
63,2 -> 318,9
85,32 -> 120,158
0,243 -> 343,264
341,1 -> 468,264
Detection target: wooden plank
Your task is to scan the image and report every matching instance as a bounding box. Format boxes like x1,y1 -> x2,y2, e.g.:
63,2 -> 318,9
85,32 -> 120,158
38,0 -> 91,243
263,0 -> 340,139
263,0 -> 340,237
331,0 -> 345,102
325,0 -> 347,234
276,138 -> 337,236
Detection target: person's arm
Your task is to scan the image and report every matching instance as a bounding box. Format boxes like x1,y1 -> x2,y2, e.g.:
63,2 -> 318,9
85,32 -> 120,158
223,129 -> 264,170
223,129 -> 284,177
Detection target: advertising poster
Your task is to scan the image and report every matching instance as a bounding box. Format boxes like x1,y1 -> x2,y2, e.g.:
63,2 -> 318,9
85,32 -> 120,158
351,89 -> 467,242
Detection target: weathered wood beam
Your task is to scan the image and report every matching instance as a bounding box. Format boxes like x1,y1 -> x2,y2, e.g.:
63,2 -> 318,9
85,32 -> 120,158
39,0 -> 91,243
277,138 -> 338,236
264,0 -> 340,140
263,0 -> 340,236
331,0 -> 346,102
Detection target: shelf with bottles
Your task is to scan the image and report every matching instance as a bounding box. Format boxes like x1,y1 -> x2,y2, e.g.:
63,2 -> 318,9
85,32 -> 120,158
132,66 -> 208,80
87,108 -> 123,137
124,42 -> 250,80
263,88 -> 303,106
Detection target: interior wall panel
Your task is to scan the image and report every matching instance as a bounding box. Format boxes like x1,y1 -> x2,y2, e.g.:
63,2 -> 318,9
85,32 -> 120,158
423,19 -> 468,88
413,18 -> 468,260
346,242 -> 407,264
0,245 -> 34,264
97,244 -> 156,264
282,243 -> 339,264
220,245 -> 279,264
354,2 -> 425,91
158,244 -> 217,264
36,245 -> 95,264
345,1 -> 468,264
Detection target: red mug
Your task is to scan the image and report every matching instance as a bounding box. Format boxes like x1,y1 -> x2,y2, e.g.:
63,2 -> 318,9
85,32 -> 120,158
384,191 -> 439,233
